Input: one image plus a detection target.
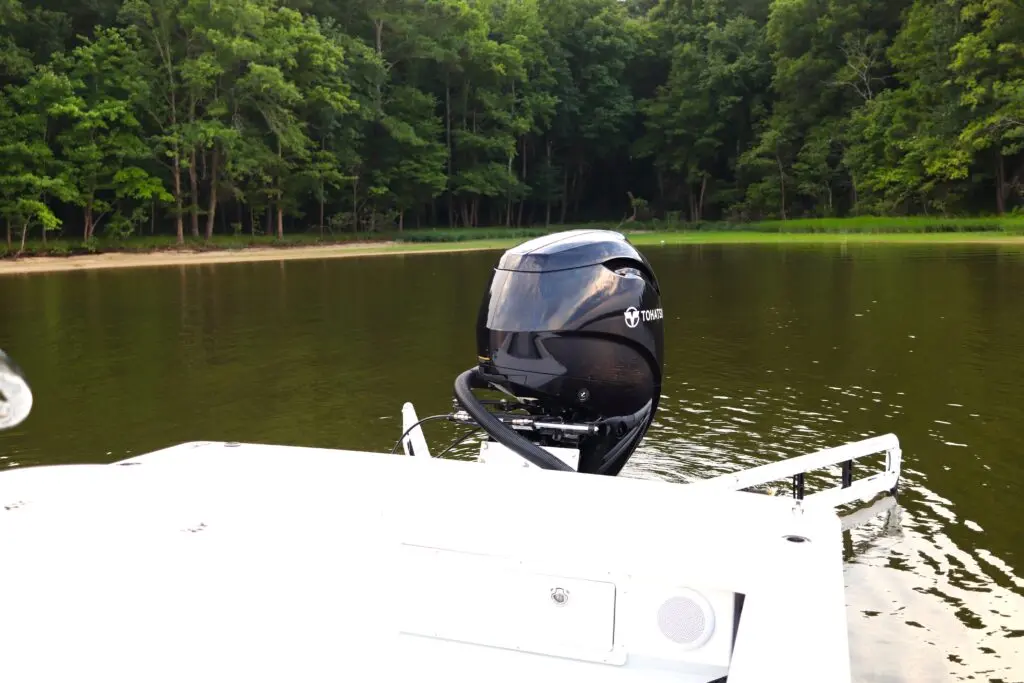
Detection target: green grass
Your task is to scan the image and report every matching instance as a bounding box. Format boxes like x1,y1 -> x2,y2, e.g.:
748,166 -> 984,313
736,215 -> 1024,233
626,230 -> 1024,245
257,230 -> 1024,257
4,215 -> 1024,259
373,227 -> 1024,254
360,216 -> 1024,242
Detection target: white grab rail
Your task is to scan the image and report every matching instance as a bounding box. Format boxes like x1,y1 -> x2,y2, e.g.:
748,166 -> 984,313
689,433 -> 901,510
397,400 -> 900,511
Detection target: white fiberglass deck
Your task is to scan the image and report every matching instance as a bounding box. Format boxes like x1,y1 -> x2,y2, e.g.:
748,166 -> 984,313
0,440 -> 853,683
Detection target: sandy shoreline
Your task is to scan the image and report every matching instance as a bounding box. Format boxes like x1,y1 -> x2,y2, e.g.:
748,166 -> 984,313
3,232 -> 1023,275
0,242 -> 507,276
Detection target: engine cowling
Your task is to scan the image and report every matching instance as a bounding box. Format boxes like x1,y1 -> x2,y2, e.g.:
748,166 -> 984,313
472,229 -> 664,475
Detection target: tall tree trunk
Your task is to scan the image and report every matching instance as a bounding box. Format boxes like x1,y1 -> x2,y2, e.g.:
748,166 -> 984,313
565,164 -> 580,222
352,178 -> 359,232
276,140 -> 284,239
776,154 -> 787,220
205,149 -> 218,240
157,30 -> 182,244
189,148 -> 200,238
505,81 -> 515,227
571,163 -> 584,221
560,166 -> 569,223
371,18 -> 384,235
17,220 -> 28,257
173,155 -> 184,244
698,174 -> 707,222
517,137 -> 527,227
506,151 -> 514,227
445,78 -> 453,228
398,211 -> 404,232
6,218 -> 11,248
656,168 -> 665,210
317,140 -> 326,238
373,19 -> 385,117
84,201 -> 94,241
996,152 -> 1006,215
545,140 -> 553,227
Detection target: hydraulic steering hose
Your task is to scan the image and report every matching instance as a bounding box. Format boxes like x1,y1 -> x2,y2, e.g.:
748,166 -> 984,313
593,409 -> 651,476
453,368 -> 574,472
588,400 -> 654,476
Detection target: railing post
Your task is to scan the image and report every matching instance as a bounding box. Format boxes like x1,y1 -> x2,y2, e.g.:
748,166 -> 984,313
792,473 -> 805,500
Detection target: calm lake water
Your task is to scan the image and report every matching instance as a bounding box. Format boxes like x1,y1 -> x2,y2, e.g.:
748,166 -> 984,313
1,243 -> 1023,681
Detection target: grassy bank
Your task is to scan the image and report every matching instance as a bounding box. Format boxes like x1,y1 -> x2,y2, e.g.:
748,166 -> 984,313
337,231 -> 1024,251
3,215 -> 1024,260
734,215 -> 1024,233
629,230 -> 1024,245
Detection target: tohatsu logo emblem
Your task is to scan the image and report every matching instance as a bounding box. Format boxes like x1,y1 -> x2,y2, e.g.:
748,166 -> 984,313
624,306 -> 663,328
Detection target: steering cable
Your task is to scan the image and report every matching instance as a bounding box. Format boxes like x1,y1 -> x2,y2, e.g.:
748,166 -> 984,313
453,368 -> 574,472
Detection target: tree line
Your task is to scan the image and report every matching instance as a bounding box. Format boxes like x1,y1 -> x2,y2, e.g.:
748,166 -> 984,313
0,0 -> 1021,247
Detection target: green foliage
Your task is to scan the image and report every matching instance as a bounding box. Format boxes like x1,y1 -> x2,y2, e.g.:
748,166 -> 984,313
0,0 -> 1021,247
0,65 -> 79,250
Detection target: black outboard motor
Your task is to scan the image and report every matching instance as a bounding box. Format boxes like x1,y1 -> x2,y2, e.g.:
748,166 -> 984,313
453,229 -> 664,475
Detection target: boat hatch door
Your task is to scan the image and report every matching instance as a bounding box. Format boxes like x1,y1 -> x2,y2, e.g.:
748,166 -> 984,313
398,544 -> 619,664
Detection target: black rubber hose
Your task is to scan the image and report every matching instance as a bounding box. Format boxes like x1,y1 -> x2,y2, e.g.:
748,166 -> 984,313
453,368 -> 574,472
594,411 -> 651,476
565,399 -> 650,475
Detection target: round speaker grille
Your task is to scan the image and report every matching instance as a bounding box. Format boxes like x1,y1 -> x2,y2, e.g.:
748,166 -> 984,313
656,590 -> 715,649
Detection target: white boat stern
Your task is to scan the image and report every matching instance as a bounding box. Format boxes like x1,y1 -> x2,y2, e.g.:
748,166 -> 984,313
0,441 -> 851,683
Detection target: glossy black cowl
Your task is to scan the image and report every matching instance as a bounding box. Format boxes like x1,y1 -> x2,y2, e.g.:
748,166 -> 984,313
475,230 -> 664,435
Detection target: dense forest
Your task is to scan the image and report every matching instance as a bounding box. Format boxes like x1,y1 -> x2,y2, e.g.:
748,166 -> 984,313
0,0 -> 1021,246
